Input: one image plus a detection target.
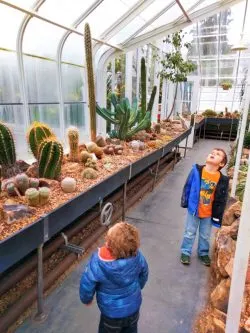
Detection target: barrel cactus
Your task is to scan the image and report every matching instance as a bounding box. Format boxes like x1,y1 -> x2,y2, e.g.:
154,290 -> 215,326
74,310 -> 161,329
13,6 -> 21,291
80,151 -> 92,163
6,182 -> 16,196
38,139 -> 63,179
85,158 -> 97,170
27,122 -> 55,159
61,177 -> 77,193
82,167 -> 97,179
39,187 -> 50,205
25,188 -> 40,206
67,127 -> 79,162
29,178 -> 39,189
15,173 -> 29,195
0,122 -> 16,167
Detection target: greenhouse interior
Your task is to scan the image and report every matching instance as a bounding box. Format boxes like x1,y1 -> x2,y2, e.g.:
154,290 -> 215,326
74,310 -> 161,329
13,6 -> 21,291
0,0 -> 250,332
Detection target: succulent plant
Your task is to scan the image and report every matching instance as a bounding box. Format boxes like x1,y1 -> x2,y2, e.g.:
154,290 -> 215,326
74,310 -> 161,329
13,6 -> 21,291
154,123 -> 161,134
39,187 -> 50,205
61,177 -> 77,193
27,121 -> 55,159
79,151 -> 92,163
103,144 -> 123,155
202,109 -> 217,118
96,57 -> 157,140
15,173 -> 29,195
82,167 -> 98,180
84,23 -> 96,141
95,135 -> 106,147
6,182 -> 16,196
38,138 -> 63,179
29,178 -> 39,189
86,142 -> 98,153
25,188 -> 40,206
0,122 -> 16,167
67,126 -> 79,162
93,146 -> 103,159
85,158 -> 98,170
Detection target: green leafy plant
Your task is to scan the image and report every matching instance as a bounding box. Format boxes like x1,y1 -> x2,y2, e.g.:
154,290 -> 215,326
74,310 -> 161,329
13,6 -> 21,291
157,31 -> 196,119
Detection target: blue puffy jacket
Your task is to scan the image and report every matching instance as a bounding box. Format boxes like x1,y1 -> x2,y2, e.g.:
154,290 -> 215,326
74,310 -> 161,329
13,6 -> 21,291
181,164 -> 229,227
79,249 -> 148,318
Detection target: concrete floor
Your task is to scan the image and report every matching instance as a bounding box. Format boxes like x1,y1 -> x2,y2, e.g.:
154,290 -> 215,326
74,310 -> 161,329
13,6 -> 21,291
15,139 -> 230,333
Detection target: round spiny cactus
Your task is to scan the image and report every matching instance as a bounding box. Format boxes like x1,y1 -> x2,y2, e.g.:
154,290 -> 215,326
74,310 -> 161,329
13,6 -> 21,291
25,188 -> 40,206
38,138 -> 63,179
39,187 -> 50,205
0,122 -> 16,167
15,173 -> 29,195
27,121 -> 55,159
61,177 -> 77,193
82,167 -> 97,180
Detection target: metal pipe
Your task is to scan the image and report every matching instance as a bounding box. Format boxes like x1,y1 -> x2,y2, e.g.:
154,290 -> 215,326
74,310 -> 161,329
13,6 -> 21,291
152,159 -> 160,191
175,0 -> 192,22
34,244 -> 47,322
122,182 -> 127,221
184,136 -> 188,158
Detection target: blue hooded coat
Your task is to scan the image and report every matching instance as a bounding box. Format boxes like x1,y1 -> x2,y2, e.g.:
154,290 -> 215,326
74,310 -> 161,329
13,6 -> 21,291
79,249 -> 148,319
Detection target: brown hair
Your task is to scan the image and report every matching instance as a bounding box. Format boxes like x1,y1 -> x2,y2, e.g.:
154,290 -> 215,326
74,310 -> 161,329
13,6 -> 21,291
106,222 -> 140,259
213,148 -> 228,170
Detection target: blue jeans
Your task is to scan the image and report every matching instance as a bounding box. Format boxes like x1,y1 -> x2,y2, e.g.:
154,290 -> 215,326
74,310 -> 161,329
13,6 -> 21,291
181,212 -> 212,257
98,312 -> 139,333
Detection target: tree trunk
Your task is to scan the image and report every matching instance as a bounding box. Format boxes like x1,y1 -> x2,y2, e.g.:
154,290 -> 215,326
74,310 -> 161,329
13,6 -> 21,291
167,82 -> 178,120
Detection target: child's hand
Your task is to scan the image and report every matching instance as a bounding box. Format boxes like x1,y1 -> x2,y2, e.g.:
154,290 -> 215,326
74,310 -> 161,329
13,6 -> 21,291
85,301 -> 93,306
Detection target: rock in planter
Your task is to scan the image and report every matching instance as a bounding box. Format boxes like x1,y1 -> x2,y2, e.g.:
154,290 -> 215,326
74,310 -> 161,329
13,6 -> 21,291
61,177 -> 76,193
217,236 -> 236,277
225,258 -> 234,278
212,317 -> 225,333
211,278 -> 231,313
244,317 -> 250,332
222,201 -> 242,226
26,163 -> 38,178
229,218 -> 240,240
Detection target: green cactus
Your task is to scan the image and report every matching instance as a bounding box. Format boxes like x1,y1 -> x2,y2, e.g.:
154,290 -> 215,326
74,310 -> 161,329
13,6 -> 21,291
29,178 -> 39,189
15,173 -> 29,195
27,121 -> 55,159
38,138 -> 63,179
67,126 -> 79,162
25,188 -> 40,206
80,151 -> 92,163
84,23 -> 96,141
85,158 -> 97,170
0,122 -> 16,167
39,187 -> 50,205
96,57 -> 157,139
6,182 -> 16,196
82,167 -> 98,179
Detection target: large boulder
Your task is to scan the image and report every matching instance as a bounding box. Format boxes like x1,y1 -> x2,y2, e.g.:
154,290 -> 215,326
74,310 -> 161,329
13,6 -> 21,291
217,236 -> 236,277
211,278 -> 231,313
222,201 -> 242,226
229,218 -> 240,240
212,317 -> 225,333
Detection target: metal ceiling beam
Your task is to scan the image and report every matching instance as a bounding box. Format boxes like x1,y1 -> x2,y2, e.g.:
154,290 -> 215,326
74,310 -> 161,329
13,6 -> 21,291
123,0 -> 244,51
0,0 -> 122,51
175,0 -> 191,22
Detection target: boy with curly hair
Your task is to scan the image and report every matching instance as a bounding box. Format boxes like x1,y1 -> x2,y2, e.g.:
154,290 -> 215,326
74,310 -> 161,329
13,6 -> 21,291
79,222 -> 148,333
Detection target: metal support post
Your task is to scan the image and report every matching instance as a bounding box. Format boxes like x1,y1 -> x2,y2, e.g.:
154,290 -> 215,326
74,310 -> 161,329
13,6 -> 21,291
34,244 -> 47,322
199,126 -> 202,141
225,162 -> 250,332
184,136 -> 188,158
152,159 -> 160,191
172,148 -> 178,170
122,182 -> 127,221
231,81 -> 250,197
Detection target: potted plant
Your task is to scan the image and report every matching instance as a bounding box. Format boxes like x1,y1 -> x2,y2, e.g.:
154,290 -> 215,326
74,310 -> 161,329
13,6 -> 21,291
220,80 -> 233,90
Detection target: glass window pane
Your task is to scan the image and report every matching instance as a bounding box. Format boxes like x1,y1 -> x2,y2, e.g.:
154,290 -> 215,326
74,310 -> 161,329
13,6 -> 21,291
200,60 -> 217,76
0,4 -> 25,49
29,104 -> 60,136
190,0 -> 218,13
64,103 -> 86,140
5,0 -> 35,7
62,65 -> 84,102
0,51 -> 21,103
0,105 -> 24,125
24,56 -> 59,103
23,19 -> 65,58
38,0 -> 95,26
62,34 -> 84,66
77,0 -> 138,38
200,101 -> 215,112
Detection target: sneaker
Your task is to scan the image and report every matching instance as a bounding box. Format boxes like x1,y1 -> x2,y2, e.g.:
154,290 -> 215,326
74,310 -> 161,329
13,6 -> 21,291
199,255 -> 211,266
181,254 -> 191,265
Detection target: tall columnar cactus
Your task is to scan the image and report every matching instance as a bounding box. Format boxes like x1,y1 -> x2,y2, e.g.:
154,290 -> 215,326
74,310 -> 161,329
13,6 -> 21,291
27,121 -> 55,159
84,23 -> 96,141
0,122 -> 16,167
38,138 -> 63,179
141,57 -> 147,118
67,126 -> 79,162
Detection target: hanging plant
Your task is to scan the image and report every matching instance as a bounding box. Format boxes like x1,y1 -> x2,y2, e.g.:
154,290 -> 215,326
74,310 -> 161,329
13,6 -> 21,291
157,31 -> 196,120
220,80 -> 233,90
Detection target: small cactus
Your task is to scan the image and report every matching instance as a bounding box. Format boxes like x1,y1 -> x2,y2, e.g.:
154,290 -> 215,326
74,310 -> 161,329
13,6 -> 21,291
27,121 -> 55,159
15,173 -> 29,195
25,188 -> 40,206
61,177 -> 77,193
82,167 -> 98,180
85,158 -> 97,170
29,178 -> 39,189
95,135 -> 106,147
154,123 -> 161,134
79,151 -> 92,163
67,127 -> 79,162
38,138 -> 63,179
86,142 -> 98,153
6,182 -> 16,196
39,187 -> 50,205
0,122 -> 16,167
93,146 -> 103,159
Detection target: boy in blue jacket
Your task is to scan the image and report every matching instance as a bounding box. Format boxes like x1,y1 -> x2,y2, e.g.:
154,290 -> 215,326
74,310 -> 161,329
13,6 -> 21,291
79,222 -> 148,333
180,148 -> 229,266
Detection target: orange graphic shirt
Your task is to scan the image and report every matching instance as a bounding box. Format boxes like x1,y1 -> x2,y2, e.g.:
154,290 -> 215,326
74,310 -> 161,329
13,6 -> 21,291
198,168 -> 220,218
